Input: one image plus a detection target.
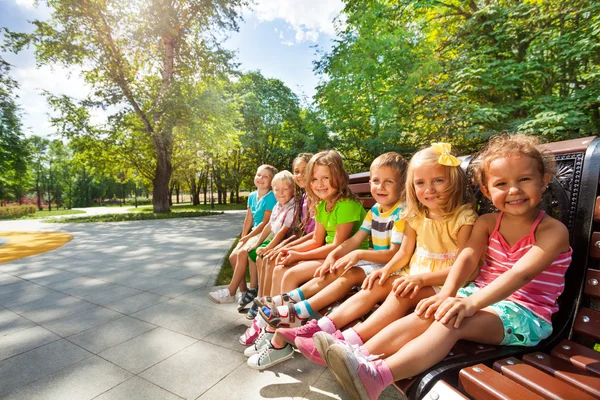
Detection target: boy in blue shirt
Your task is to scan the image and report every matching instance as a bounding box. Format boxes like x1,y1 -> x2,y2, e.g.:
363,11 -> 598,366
209,165 -> 277,304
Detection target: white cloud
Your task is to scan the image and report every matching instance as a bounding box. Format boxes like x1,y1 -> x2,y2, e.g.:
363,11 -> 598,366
247,0 -> 344,43
13,0 -> 52,19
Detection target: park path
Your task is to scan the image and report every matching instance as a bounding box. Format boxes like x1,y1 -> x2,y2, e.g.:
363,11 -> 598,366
0,213 -> 401,400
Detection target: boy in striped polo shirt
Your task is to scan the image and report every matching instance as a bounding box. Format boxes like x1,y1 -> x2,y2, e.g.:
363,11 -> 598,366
246,152 -> 409,370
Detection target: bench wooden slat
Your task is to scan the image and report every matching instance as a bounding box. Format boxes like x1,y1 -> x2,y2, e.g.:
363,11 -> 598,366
573,307 -> 600,341
454,340 -> 496,355
523,352 -> 600,398
459,363 -> 543,400
590,233 -> 600,259
422,380 -> 468,399
348,182 -> 370,194
493,357 -> 596,400
584,269 -> 600,298
551,339 -> 600,376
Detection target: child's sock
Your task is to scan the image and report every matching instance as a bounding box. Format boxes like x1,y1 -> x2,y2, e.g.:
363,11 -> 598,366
316,316 -> 337,333
379,360 -> 394,387
255,315 -> 267,329
342,327 -> 364,345
292,300 -> 313,318
287,288 -> 305,303
265,323 -> 276,333
270,338 -> 285,349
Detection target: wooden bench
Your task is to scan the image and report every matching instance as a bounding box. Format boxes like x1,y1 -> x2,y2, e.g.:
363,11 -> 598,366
347,136 -> 600,399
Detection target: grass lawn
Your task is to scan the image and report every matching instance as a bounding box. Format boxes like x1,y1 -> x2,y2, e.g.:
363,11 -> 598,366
129,203 -> 247,213
44,210 -> 222,223
0,209 -> 85,220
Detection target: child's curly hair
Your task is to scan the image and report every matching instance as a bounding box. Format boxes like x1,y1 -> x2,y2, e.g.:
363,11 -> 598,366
473,133 -> 556,188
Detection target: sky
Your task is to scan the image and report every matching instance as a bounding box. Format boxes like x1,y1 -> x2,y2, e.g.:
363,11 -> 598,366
0,0 -> 344,138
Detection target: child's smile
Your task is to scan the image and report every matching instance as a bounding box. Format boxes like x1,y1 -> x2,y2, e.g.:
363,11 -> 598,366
482,155 -> 550,216
370,166 -> 401,211
412,164 -> 450,212
311,165 -> 336,202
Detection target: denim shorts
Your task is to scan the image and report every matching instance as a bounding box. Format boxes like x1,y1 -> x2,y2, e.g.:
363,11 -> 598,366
457,283 -> 553,346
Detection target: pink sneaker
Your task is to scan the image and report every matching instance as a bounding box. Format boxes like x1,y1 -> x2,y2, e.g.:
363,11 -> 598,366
295,330 -> 344,366
239,318 -> 262,346
278,319 -> 320,345
326,343 -> 392,400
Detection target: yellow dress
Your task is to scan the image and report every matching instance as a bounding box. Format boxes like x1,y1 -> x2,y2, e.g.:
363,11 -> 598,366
408,204 -> 478,276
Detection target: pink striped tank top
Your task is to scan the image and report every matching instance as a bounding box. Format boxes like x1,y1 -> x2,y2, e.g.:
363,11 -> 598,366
474,211 -> 572,323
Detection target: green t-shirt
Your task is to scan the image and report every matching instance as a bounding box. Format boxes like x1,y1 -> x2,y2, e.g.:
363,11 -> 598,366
315,199 -> 369,249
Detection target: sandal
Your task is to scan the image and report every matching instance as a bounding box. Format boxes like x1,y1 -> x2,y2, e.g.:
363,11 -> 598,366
238,288 -> 257,311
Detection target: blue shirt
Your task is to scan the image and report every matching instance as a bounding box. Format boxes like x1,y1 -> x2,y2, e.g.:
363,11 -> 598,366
248,191 -> 277,229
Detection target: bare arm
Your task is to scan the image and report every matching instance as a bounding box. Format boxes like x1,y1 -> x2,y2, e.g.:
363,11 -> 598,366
362,225 -> 417,289
415,216 -> 490,316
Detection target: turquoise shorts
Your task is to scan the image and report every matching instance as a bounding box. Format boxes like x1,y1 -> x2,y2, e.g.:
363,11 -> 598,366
457,283 -> 553,347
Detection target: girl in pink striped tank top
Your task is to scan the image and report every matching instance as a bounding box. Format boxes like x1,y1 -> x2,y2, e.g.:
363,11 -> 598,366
321,134 -> 572,400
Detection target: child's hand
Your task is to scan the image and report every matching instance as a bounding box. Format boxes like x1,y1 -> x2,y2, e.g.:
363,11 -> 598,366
314,258 -> 334,277
256,247 -> 267,257
415,293 -> 449,319
275,249 -> 288,264
392,275 -> 424,298
361,269 -> 388,290
332,252 -> 359,272
238,235 -> 249,245
279,250 -> 301,265
435,296 -> 477,328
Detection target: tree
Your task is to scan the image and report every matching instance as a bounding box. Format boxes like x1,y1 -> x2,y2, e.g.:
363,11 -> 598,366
315,0 -> 600,160
0,57 -> 29,203
6,0 -> 246,212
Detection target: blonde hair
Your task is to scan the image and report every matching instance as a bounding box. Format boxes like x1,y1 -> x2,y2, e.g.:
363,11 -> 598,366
258,164 -> 277,179
404,145 -> 472,220
305,150 -> 357,210
473,133 -> 556,187
272,170 -> 294,187
371,152 -> 408,202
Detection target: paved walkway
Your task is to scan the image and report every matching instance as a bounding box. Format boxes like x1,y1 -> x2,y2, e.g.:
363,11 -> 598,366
0,213 -> 402,400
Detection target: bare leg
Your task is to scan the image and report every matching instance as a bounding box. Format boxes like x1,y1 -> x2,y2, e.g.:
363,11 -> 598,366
228,250 -> 249,295
271,263 -> 293,296
380,309 -> 504,381
256,257 -> 263,297
354,287 -> 435,342
304,268 -> 366,312
248,259 -> 258,289
327,280 -> 395,330
281,260 -> 325,292
261,258 -> 275,297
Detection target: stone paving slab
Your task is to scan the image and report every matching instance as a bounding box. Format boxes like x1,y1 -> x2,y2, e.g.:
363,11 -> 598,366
0,212 -> 403,399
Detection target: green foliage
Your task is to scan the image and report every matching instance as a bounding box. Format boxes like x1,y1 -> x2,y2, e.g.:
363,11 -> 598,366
45,210 -> 222,223
316,0 -> 600,158
0,57 -> 29,202
0,205 -> 36,216
5,0 -> 247,212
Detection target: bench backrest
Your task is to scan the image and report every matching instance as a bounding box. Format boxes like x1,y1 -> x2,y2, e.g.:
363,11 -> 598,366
348,136 -> 600,398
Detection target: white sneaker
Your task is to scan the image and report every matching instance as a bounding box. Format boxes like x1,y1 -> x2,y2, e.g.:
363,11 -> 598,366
208,288 -> 235,304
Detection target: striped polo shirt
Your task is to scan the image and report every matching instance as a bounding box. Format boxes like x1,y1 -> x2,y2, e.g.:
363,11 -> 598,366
359,201 -> 405,250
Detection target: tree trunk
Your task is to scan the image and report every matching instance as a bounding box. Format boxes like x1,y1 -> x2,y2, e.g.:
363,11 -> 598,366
152,140 -> 172,213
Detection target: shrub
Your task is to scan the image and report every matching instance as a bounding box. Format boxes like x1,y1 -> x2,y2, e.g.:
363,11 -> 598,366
0,205 -> 37,217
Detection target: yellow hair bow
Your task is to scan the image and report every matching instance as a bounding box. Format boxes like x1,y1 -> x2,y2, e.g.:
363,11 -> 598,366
431,143 -> 461,167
